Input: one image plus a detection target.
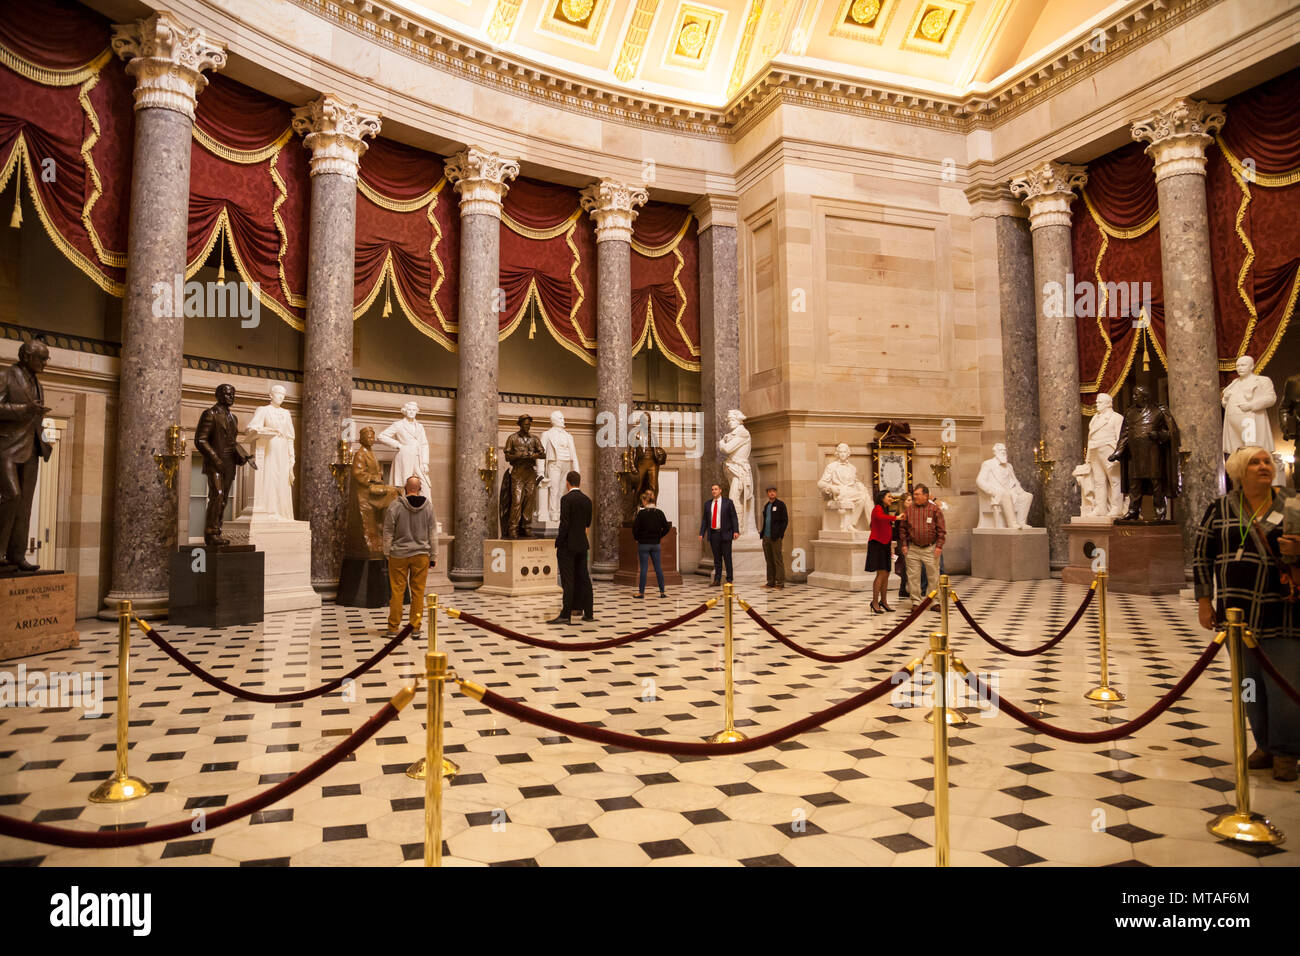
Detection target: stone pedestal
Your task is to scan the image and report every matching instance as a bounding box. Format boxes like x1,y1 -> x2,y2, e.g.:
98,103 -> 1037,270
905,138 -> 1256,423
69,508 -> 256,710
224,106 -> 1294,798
1062,517 -> 1116,587
338,558 -> 395,608
428,535 -> 455,597
0,570 -> 78,661
614,527 -> 683,588
227,516 -> 321,613
971,528 -> 1050,581
808,531 -> 873,592
169,546 -> 264,627
480,538 -> 561,597
728,534 -> 766,585
1107,522 -> 1185,595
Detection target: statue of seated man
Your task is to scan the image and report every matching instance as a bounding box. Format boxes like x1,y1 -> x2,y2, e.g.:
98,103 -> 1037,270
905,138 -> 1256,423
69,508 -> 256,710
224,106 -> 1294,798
977,442 -> 1033,529
817,442 -> 870,533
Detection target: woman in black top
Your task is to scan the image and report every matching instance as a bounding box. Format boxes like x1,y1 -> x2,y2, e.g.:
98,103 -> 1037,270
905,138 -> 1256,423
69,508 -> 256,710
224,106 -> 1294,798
633,490 -> 671,597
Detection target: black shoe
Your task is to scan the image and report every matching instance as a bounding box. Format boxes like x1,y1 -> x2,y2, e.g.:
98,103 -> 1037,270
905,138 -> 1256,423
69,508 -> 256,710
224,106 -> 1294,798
7,557 -> 38,572
870,603 -> 883,615
582,615 -> 595,622
712,579 -> 722,586
546,615 -> 570,625
880,602 -> 895,612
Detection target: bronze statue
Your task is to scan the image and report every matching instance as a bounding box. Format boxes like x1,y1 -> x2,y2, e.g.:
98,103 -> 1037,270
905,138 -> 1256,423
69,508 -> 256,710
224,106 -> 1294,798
1282,374 -> 1299,490
499,414 -> 546,538
619,411 -> 667,522
0,337 -> 52,571
194,384 -> 255,547
344,426 -> 399,558
1109,384 -> 1181,522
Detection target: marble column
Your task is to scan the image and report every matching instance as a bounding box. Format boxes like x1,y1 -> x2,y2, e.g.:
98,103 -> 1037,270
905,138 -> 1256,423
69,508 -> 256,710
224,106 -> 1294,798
292,96 -> 381,593
1131,98 -> 1227,552
692,196 -> 740,576
581,179 -> 647,579
1010,162 -> 1087,566
100,14 -> 225,619
446,149 -> 519,588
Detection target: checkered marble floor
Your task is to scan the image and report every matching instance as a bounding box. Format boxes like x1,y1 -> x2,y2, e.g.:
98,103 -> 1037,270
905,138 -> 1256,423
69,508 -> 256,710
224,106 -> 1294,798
1,575 -> 1297,867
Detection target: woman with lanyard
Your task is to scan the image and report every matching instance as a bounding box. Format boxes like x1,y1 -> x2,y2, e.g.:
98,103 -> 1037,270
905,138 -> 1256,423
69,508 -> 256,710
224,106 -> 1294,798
1194,445 -> 1300,781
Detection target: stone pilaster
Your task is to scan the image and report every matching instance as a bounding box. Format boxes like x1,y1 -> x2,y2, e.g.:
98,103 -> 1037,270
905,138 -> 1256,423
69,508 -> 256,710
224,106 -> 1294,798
1010,161 -> 1088,566
101,13 -> 225,619
692,195 -> 740,575
1131,97 -> 1227,553
446,149 -> 519,588
292,95 -> 380,593
581,179 -> 647,578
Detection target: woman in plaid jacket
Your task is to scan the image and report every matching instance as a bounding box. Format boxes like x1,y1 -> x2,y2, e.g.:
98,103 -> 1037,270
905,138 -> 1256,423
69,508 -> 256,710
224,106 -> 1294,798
1193,446 -> 1300,781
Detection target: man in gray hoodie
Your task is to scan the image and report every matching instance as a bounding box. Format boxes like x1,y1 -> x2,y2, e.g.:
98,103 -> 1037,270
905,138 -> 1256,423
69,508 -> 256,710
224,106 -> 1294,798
382,475 -> 438,637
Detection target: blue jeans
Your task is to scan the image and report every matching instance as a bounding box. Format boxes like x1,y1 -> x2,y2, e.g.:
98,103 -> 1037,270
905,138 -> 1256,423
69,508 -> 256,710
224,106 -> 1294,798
637,543 -> 664,594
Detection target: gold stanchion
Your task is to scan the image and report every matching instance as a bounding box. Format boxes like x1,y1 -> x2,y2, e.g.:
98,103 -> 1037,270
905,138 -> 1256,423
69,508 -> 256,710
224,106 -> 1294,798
1208,610 -> 1284,844
930,630 -> 951,868
88,601 -> 152,804
423,651 -> 448,867
1084,569 -> 1125,702
407,593 -> 458,781
708,583 -> 747,744
925,576 -> 966,726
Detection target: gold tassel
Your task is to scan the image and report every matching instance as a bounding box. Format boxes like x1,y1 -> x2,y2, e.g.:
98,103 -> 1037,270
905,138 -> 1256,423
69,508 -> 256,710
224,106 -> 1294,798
216,224 -> 226,283
528,309 -> 536,339
9,162 -> 21,229
382,275 -> 392,317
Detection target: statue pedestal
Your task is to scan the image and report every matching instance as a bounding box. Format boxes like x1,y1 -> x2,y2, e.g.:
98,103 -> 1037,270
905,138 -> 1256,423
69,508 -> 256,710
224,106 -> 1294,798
807,530 -> 873,592
428,536 -> 455,596
338,558 -> 396,608
169,546 -> 265,627
1107,522 -> 1185,595
1062,516 -> 1117,587
614,527 -> 683,588
480,538 -> 562,597
0,570 -> 79,661
729,533 -> 767,585
971,528 -> 1050,581
227,515 -> 321,613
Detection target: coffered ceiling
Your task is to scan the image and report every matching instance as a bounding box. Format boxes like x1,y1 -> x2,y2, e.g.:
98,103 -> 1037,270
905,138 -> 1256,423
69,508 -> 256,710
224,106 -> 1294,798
389,0 -> 1118,104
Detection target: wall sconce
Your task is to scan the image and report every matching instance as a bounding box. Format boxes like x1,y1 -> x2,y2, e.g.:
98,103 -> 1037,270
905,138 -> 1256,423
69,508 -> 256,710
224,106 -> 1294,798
479,444 -> 498,496
329,438 -> 353,493
1033,440 -> 1055,485
152,424 -> 185,490
930,444 -> 953,488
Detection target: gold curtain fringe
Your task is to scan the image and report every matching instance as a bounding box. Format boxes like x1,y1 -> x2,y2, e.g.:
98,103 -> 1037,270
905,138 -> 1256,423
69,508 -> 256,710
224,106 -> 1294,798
632,212 -> 692,257
193,125 -> 293,165
358,176 -> 444,213
1218,137 -> 1300,189
78,68 -> 127,267
0,43 -> 110,86
1080,189 -> 1158,240
502,207 -> 580,241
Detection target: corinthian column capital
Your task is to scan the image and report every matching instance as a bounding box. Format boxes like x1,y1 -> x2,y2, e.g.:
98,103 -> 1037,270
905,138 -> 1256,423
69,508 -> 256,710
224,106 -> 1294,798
580,179 -> 649,243
1130,97 -> 1227,182
111,12 -> 226,118
291,95 -> 382,179
1009,161 -> 1088,231
444,148 -> 521,219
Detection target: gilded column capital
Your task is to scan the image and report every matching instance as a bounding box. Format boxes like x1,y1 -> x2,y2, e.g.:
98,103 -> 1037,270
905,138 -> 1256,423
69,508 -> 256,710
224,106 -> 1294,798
1130,97 -> 1226,183
1009,161 -> 1087,231
580,179 -> 649,243
291,95 -> 381,180
444,148 -> 520,219
111,12 -> 226,119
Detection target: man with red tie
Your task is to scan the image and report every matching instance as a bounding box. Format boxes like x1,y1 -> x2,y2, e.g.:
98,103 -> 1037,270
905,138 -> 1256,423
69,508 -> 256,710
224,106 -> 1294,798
698,482 -> 739,585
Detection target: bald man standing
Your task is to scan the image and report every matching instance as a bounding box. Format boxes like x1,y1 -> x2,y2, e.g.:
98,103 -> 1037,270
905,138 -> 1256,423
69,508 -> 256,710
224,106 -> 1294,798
382,475 -> 438,637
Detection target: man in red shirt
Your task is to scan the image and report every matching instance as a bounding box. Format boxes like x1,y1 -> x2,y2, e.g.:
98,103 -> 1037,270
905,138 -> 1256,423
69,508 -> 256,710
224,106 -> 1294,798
900,483 -> 945,613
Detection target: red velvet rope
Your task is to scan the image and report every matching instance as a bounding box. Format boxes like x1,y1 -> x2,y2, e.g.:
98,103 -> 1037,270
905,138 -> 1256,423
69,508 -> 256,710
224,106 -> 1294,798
469,662 -> 914,756
952,587 -> 1094,657
960,638 -> 1224,744
0,700 -> 402,848
138,620 -> 413,703
451,601 -> 713,652
1247,640 -> 1300,707
743,597 -> 933,663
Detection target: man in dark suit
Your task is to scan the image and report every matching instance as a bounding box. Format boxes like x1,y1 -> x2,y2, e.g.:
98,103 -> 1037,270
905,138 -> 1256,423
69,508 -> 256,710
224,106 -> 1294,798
549,470 -> 593,624
698,482 -> 739,585
0,338 -> 52,570
760,485 -> 789,589
194,383 -> 253,547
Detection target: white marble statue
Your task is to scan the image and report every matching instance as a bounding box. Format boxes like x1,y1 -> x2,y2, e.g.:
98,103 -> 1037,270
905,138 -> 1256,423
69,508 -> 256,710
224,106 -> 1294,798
719,409 -> 757,537
1221,355 -> 1276,455
245,382 -> 296,520
1084,392 -> 1124,517
378,400 -> 432,495
817,442 -> 871,533
539,410 -> 580,523
977,442 -> 1033,529
1073,464 -> 1095,517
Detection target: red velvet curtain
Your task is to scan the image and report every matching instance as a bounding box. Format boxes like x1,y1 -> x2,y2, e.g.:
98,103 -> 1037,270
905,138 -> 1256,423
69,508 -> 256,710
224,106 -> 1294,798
631,201 -> 700,370
1072,142 -> 1165,410
188,74 -> 308,328
0,0 -> 107,69
1206,66 -> 1300,384
354,136 -> 457,346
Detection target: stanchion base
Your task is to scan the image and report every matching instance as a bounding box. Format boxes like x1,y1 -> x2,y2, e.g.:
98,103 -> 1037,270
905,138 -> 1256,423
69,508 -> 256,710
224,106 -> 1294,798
1208,811 -> 1285,845
707,728 -> 748,744
923,707 -> 968,726
1084,684 -> 1126,703
87,774 -> 152,804
405,757 -> 458,780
